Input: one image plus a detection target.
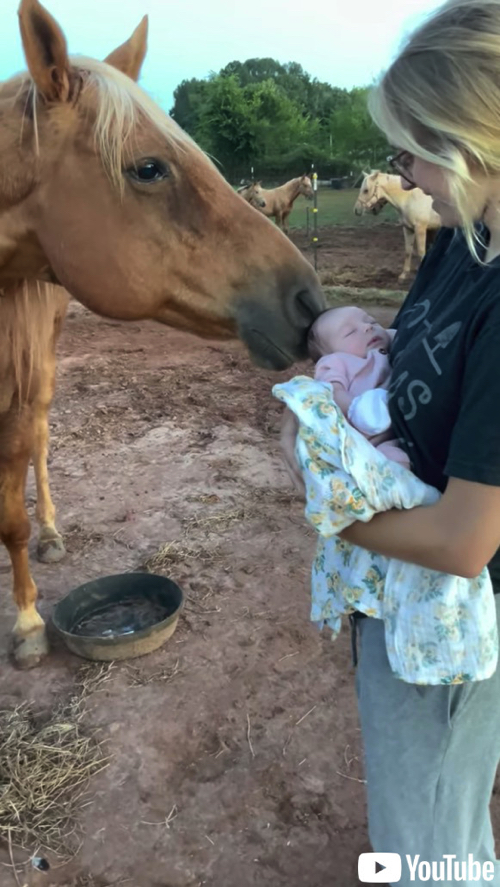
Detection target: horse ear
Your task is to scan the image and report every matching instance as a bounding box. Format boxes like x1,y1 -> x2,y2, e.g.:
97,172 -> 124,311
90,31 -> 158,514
104,15 -> 148,81
18,0 -> 71,101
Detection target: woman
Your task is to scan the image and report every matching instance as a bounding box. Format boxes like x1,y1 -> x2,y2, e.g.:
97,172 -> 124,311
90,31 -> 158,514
281,0 -> 500,882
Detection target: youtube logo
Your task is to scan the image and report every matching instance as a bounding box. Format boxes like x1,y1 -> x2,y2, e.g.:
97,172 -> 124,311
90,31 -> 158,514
358,852 -> 402,883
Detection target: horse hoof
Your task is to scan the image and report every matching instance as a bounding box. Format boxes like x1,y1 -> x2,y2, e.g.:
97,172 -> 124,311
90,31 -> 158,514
37,534 -> 66,564
12,626 -> 49,669
398,273 -> 409,284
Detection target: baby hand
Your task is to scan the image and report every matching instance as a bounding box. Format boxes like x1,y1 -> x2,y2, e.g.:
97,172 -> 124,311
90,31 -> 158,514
347,388 -> 391,436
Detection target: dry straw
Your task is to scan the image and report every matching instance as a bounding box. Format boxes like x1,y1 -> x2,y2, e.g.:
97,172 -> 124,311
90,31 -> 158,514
0,665 -> 112,859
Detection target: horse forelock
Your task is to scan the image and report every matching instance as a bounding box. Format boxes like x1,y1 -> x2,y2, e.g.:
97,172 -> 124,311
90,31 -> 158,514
77,56 -> 197,188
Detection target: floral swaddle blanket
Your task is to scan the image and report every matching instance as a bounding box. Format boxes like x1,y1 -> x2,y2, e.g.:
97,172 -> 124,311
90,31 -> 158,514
272,376 -> 497,685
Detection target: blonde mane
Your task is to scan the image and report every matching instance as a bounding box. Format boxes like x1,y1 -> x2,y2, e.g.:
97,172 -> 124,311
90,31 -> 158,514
9,55 -> 198,189
0,282 -> 67,409
76,57 -> 194,187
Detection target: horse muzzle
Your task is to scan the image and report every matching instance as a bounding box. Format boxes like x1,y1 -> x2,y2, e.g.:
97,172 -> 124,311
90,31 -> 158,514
235,281 -> 325,370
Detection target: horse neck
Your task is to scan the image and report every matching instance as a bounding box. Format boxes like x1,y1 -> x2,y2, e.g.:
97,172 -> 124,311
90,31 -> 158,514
375,175 -> 410,211
284,178 -> 302,200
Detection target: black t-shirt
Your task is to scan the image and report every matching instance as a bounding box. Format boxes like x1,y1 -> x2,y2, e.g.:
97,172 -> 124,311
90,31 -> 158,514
388,225 -> 500,590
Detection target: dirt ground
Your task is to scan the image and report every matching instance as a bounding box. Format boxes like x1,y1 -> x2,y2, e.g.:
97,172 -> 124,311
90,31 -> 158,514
291,224 -> 411,289
1,224 -> 498,887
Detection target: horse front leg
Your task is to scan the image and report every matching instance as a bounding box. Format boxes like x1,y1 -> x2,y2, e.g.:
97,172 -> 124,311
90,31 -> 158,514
398,226 -> 415,284
33,397 -> 65,564
34,294 -> 67,564
0,438 -> 48,668
282,212 -> 291,237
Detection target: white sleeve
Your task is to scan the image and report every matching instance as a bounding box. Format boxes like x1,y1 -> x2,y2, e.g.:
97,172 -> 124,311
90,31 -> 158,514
347,388 -> 391,436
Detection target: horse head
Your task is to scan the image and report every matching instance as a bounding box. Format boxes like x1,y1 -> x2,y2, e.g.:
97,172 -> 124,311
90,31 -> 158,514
0,0 -> 325,370
241,181 -> 266,209
354,171 -> 383,216
298,174 -> 314,200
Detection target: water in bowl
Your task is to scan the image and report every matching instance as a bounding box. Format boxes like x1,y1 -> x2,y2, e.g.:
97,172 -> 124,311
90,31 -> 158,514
72,595 -> 174,639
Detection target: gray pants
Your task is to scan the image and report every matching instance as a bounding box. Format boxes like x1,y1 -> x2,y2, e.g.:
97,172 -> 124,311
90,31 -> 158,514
356,597 -> 500,886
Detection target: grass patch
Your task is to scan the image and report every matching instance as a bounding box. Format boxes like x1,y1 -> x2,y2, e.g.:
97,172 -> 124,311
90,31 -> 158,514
235,185 -> 399,230
288,188 -> 399,230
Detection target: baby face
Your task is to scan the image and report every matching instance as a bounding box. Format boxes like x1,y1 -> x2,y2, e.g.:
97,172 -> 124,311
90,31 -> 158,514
312,306 -> 391,359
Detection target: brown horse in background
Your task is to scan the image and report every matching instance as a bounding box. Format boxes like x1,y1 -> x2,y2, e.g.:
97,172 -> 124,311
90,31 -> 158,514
1,0 -> 324,668
239,175 -> 314,234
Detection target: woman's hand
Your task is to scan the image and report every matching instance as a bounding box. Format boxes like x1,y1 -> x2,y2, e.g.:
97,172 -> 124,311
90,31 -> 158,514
280,408 -> 306,498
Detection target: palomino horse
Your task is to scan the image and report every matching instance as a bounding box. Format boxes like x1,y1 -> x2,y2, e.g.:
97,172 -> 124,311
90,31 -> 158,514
1,0 -> 324,668
240,176 -> 314,235
237,182 -> 266,209
354,171 -> 441,283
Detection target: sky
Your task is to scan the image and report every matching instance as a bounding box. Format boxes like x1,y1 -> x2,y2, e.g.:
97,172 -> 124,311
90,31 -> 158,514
1,0 -> 442,114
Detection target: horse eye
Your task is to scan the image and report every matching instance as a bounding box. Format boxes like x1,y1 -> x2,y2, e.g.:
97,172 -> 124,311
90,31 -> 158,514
127,159 -> 169,183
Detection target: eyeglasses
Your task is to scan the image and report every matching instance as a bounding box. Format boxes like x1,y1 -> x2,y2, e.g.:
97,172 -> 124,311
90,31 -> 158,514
387,150 -> 415,186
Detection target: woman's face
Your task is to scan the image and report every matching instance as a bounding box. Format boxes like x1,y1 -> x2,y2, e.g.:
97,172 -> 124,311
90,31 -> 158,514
400,154 -> 489,227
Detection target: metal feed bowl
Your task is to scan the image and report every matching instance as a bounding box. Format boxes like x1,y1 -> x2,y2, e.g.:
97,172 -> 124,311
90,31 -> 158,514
52,572 -> 184,662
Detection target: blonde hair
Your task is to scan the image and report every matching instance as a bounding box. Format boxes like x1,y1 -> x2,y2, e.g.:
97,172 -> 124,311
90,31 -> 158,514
369,0 -> 500,257
0,281 -> 69,408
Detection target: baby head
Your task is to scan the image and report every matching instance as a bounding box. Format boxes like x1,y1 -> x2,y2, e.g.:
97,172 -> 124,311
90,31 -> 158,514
307,306 -> 391,362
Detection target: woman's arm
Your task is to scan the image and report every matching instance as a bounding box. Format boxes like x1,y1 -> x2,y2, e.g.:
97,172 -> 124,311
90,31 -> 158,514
280,410 -> 500,578
342,477 -> 500,578
280,408 -> 306,496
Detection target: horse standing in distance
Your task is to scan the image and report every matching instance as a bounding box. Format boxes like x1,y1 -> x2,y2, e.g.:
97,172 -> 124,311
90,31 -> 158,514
237,181 -> 267,210
239,175 -> 314,235
354,171 -> 441,283
0,0 -> 324,668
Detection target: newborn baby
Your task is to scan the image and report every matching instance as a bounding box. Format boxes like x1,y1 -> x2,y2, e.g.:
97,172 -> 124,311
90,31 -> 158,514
307,306 -> 410,468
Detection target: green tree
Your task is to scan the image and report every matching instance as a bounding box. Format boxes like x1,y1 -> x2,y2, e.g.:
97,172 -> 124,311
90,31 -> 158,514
328,87 -> 389,171
219,58 -> 348,122
170,59 -> 390,181
193,74 -> 257,169
170,77 -> 209,133
246,79 -> 315,159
